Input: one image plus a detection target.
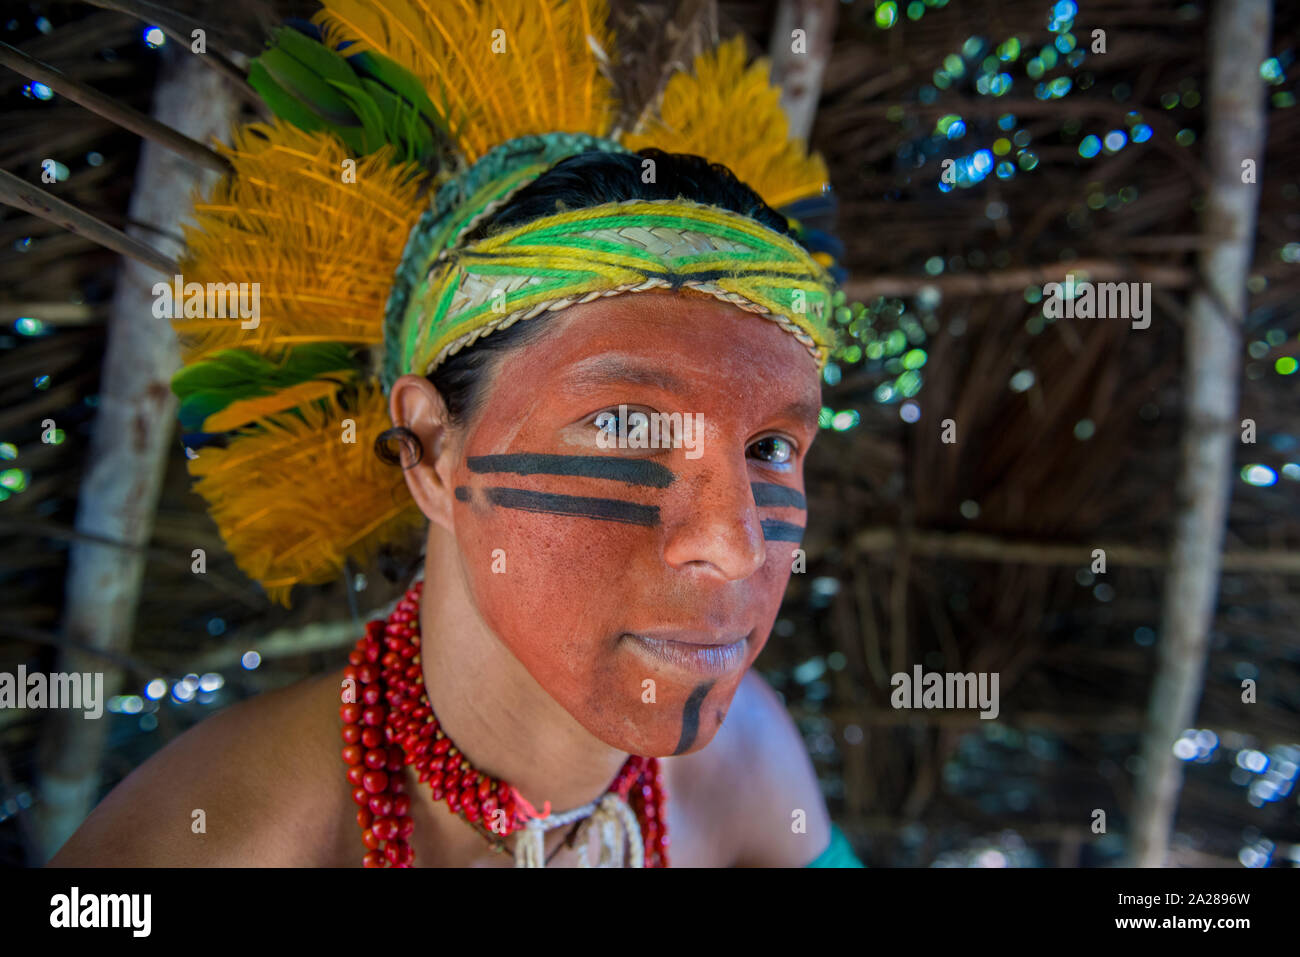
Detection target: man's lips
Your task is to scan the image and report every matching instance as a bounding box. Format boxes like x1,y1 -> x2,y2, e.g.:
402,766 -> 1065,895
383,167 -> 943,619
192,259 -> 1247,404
622,628 -> 751,647
621,629 -> 753,676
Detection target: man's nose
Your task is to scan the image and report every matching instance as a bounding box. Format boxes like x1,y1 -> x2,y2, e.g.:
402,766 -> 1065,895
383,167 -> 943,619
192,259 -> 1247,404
660,452 -> 767,581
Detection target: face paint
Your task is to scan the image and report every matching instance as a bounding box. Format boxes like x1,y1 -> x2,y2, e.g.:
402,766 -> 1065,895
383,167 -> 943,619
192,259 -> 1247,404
672,681 -> 716,755
484,486 -> 660,526
751,482 -> 807,510
445,291 -> 821,757
468,453 -> 675,488
759,518 -> 805,543
752,481 -> 806,543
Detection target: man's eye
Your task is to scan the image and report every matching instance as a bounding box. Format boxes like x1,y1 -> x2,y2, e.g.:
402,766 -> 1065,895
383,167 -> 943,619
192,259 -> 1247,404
593,409 -> 650,436
750,436 -> 794,465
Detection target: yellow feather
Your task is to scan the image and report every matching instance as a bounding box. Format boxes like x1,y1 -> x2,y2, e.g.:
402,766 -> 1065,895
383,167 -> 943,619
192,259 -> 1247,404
188,382 -> 425,607
620,35 -> 830,210
174,121 -> 428,362
313,0 -> 618,162
201,379 -> 346,433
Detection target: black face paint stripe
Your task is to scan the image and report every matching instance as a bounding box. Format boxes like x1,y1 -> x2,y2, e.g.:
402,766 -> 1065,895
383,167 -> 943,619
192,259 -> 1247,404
761,518 -> 805,543
454,486 -> 471,502
751,482 -> 807,510
467,454 -> 675,488
484,487 -> 659,526
672,680 -> 715,755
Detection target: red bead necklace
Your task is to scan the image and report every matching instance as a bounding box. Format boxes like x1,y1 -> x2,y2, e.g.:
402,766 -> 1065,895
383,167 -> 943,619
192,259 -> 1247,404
339,581 -> 670,867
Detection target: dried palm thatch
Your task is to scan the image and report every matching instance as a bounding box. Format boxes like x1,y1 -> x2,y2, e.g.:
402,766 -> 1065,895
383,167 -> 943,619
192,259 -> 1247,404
0,0 -> 1296,868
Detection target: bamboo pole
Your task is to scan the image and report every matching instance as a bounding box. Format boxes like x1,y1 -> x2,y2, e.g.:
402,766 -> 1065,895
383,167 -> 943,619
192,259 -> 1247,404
1127,0 -> 1272,868
0,41 -> 231,175
0,168 -> 179,275
32,44 -> 241,863
768,0 -> 838,144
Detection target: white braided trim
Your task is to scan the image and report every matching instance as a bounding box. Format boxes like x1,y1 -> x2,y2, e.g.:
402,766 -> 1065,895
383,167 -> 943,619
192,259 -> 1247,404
511,790 -> 645,868
424,278 -> 826,376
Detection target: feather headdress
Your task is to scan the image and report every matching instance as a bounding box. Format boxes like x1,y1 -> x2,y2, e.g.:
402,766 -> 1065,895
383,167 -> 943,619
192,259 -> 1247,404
171,0 -> 850,606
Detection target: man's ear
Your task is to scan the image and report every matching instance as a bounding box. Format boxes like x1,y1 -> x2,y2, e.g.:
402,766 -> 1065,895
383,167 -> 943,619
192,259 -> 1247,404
388,374 -> 458,534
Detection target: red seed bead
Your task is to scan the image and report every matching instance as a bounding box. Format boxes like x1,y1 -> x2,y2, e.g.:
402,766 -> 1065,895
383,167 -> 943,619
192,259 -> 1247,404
357,808 -> 373,829
373,817 -> 397,841
342,745 -> 364,766
368,795 -> 393,818
361,727 -> 383,749
385,842 -> 403,865
348,650 -> 364,667
362,771 -> 388,794
362,685 -> 381,706
364,748 -> 387,770
340,703 -> 362,724
347,767 -> 365,788
362,850 -> 384,867
394,794 -> 411,817
361,706 -> 384,727
397,817 -> 415,839
351,786 -> 369,807
341,724 -> 361,744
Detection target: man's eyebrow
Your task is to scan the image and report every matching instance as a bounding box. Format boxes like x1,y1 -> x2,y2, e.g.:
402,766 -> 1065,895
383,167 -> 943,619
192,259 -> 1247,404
561,353 -> 822,428
560,355 -> 691,395
775,398 -> 823,430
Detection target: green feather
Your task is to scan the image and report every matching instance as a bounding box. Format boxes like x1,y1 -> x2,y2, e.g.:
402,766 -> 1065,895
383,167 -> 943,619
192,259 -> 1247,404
247,28 -> 454,166
254,46 -> 358,127
172,344 -> 358,432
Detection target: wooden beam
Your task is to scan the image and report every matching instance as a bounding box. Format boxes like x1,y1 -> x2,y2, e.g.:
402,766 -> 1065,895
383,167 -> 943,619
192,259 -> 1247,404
1129,0 -> 1273,868
0,41 -> 232,176
849,527 -> 1300,575
0,168 -> 178,276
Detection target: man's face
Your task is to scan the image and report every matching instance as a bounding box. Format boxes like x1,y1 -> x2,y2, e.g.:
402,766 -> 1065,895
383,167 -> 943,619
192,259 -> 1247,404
447,291 -> 822,756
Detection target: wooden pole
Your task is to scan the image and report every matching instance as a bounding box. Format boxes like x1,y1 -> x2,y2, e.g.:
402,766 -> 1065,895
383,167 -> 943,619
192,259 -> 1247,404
1127,0 -> 1272,867
768,0 -> 839,144
32,44 -> 240,862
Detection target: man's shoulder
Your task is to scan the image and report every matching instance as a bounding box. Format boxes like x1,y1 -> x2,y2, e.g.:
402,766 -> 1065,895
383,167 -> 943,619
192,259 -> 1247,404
691,669 -> 833,866
48,669 -> 351,867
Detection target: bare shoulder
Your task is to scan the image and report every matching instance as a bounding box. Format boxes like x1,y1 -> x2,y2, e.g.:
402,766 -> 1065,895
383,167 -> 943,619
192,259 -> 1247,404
672,669 -> 831,866
48,668 -> 352,867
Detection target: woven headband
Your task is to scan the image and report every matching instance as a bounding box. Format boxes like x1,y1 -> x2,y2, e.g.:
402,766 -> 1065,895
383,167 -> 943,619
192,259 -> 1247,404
398,197 -> 838,379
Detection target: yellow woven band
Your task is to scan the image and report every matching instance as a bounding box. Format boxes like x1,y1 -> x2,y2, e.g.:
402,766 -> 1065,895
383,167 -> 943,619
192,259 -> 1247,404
398,197 -> 840,378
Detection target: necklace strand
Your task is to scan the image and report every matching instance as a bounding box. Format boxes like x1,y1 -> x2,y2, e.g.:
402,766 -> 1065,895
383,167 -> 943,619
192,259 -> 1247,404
340,582 -> 670,866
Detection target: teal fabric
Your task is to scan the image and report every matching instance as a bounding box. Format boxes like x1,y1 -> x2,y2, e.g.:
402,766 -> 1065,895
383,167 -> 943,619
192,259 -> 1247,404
805,823 -> 864,868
